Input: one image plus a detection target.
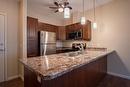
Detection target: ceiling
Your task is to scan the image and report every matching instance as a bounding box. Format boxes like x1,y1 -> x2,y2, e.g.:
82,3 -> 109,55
28,0 -> 113,12
27,0 -> 113,21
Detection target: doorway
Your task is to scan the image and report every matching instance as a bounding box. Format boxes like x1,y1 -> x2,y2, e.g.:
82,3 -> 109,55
0,13 -> 7,83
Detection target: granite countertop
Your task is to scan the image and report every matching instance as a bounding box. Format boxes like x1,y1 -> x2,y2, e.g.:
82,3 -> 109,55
20,48 -> 114,80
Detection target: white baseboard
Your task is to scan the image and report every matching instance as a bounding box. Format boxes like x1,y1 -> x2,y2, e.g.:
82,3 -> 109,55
6,72 -> 130,82
7,75 -> 19,81
19,74 -> 24,81
107,72 -> 130,80
7,74 -> 24,81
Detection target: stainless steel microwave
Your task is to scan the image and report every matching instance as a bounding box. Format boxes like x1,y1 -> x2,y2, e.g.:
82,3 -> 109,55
68,30 -> 82,40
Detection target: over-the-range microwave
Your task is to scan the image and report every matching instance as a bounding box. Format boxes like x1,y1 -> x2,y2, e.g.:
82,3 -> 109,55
68,30 -> 82,40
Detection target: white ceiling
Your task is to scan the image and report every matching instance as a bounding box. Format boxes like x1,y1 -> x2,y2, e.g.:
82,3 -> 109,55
28,0 -> 113,21
28,0 -> 113,12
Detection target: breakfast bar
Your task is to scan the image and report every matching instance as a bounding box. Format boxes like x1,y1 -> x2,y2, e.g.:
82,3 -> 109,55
20,48 -> 114,87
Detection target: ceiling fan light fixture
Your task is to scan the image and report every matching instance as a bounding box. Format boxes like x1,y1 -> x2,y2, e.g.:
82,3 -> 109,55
58,7 -> 64,12
50,0 -> 72,15
64,7 -> 70,18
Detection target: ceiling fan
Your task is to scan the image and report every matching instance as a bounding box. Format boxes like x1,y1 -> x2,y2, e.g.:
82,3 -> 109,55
49,0 -> 72,13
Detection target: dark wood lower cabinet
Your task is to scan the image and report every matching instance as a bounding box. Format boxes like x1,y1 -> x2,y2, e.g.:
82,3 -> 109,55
24,56 -> 107,87
24,68 -> 41,87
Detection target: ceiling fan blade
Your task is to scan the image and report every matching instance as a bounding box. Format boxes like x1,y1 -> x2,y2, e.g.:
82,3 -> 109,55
49,7 -> 58,9
55,10 -> 59,13
54,2 -> 59,6
67,6 -> 72,9
64,2 -> 69,6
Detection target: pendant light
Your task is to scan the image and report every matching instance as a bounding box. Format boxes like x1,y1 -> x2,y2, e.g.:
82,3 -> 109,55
63,0 -> 70,18
81,0 -> 86,25
93,0 -> 97,29
64,7 -> 70,18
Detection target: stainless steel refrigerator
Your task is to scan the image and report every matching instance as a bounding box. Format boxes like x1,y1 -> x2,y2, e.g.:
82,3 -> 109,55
40,31 -> 56,56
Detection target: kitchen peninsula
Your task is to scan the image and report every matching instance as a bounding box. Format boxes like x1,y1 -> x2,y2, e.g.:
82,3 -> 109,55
20,48 -> 114,87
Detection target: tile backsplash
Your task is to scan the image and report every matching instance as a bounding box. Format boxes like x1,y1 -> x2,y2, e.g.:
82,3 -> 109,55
56,41 -> 63,47
56,40 -> 88,48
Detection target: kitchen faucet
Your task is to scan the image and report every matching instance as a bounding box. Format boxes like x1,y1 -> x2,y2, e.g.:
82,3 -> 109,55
80,43 -> 85,52
74,43 -> 84,52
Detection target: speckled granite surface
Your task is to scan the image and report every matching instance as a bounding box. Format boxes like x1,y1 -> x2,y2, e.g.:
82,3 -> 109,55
20,49 -> 114,80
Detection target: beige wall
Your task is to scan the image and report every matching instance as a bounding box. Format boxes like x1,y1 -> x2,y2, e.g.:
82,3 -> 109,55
63,0 -> 130,77
19,0 -> 27,59
19,0 -> 27,80
0,0 -> 19,80
88,0 -> 130,77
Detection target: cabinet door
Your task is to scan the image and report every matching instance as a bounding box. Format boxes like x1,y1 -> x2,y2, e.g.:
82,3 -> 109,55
24,67 -> 41,87
57,26 -> 66,40
74,23 -> 81,30
65,25 -> 71,40
27,17 -> 38,57
38,22 -> 58,33
82,20 -> 91,40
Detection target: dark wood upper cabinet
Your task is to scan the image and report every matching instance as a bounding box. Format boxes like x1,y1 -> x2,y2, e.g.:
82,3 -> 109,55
57,26 -> 66,41
82,20 -> 91,41
65,20 -> 91,41
27,17 -> 39,57
38,22 -> 58,33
